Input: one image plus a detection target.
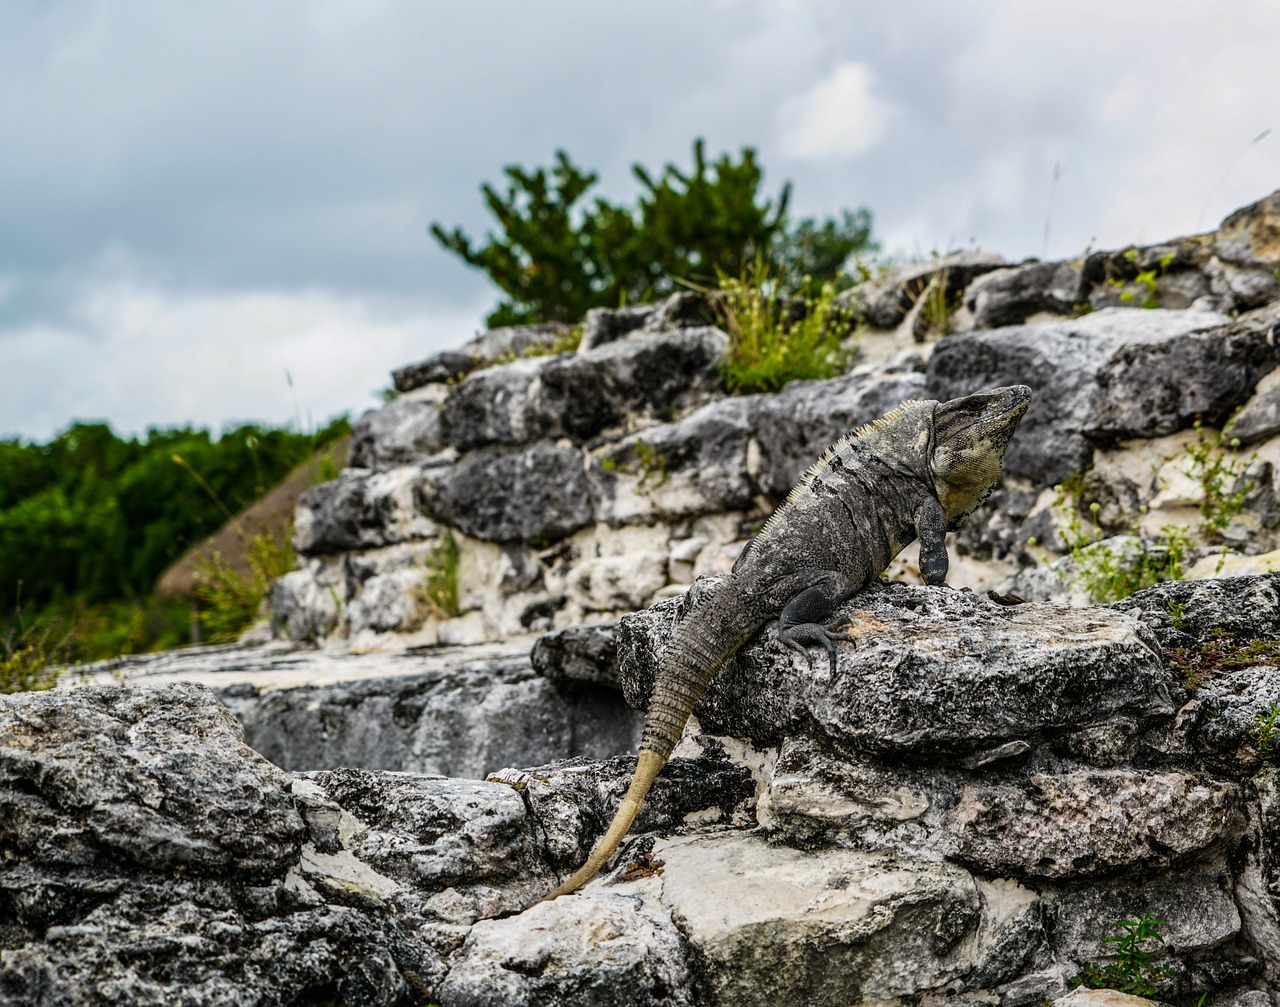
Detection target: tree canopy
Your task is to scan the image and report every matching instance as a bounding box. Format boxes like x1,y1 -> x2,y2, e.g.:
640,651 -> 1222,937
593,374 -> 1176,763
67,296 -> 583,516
432,139 -> 876,328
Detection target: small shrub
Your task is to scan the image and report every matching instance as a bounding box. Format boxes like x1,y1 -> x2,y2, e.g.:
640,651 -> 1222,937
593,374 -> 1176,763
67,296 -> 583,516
1050,491 -> 1188,603
634,440 -> 668,488
1254,701 -> 1280,760
917,264 -> 960,336
1,612 -> 70,693
194,530 -> 296,642
1076,912 -> 1172,995
1183,420 -> 1254,539
420,530 -> 461,619
1164,632 -> 1280,690
716,262 -> 856,394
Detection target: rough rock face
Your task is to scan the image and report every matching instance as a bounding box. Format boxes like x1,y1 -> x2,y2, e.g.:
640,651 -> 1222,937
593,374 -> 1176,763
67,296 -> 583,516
13,574 -> 1280,1005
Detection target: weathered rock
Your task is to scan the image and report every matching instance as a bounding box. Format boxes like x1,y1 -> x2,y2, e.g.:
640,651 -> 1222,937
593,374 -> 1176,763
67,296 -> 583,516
530,622 -> 619,688
1110,573 -> 1280,647
301,769 -> 555,914
565,551 -> 668,613
267,560 -> 345,642
964,259 -> 1086,329
1042,860 -> 1241,960
758,735 -> 949,858
926,307 -> 1233,485
619,579 -> 1174,756
221,654 -> 643,778
588,396 -> 757,525
578,292 -> 715,351
1227,366 -> 1280,446
654,832 -> 1017,1006
348,395 -> 446,470
346,566 -> 427,634
1215,189 -> 1280,271
1087,317 -> 1280,440
0,683 -> 303,875
294,465 -> 436,555
392,323 -> 571,392
427,442 -> 593,544
513,737 -> 758,873
436,891 -> 695,1007
579,303 -> 658,350
947,770 -> 1244,878
838,251 -> 1006,329
439,326 -> 729,450
0,684 -> 429,1007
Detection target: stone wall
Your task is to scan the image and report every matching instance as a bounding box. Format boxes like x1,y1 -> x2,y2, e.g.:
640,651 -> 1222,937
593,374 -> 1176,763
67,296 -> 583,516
271,191 -> 1280,654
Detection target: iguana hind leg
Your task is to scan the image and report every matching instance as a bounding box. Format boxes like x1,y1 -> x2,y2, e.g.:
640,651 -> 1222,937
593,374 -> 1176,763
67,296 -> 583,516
777,569 -> 856,673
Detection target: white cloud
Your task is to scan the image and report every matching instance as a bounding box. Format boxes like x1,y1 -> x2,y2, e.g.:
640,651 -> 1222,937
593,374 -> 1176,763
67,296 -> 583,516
778,61 -> 894,160
0,278 -> 488,441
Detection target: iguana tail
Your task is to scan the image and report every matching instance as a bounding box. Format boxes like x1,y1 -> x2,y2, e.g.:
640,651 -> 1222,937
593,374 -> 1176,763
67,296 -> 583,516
543,588 -> 759,901
542,748 -> 666,900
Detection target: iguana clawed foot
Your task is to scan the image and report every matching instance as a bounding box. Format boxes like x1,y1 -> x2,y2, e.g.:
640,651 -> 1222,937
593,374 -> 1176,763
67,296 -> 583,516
778,619 -> 854,673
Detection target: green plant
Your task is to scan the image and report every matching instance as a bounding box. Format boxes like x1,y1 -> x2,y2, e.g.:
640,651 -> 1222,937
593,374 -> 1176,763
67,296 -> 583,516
420,530 -> 461,619
1164,632 -> 1280,690
1050,491 -> 1188,603
1182,420 -> 1254,539
1254,701 -> 1280,760
716,261 -> 856,394
633,440 -> 668,488
1109,249 -> 1175,309
431,140 -> 877,327
1076,912 -> 1172,995
916,264 -> 961,336
1,605 -> 70,693
193,530 -> 296,642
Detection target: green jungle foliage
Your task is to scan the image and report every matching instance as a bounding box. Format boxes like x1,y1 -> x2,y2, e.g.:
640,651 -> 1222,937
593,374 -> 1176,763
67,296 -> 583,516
0,416 -> 349,669
432,139 -> 876,327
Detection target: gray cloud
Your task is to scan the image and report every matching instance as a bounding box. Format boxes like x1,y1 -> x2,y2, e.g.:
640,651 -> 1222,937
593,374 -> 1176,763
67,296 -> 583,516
2,0 -> 1278,438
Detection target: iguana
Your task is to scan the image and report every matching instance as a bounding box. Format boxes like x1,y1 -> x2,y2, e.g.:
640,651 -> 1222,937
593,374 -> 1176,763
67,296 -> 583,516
544,384 -> 1032,900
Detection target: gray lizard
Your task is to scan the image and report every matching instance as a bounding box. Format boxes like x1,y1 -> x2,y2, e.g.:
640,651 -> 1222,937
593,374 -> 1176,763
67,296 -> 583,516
544,383 -> 1032,900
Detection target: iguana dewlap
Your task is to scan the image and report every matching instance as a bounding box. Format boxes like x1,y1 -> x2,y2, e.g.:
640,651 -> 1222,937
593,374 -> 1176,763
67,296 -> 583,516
543,384 -> 1032,900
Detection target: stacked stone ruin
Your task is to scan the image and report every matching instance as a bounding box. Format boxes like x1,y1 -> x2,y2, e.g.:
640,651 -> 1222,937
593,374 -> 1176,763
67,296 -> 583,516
5,193 -> 1280,1005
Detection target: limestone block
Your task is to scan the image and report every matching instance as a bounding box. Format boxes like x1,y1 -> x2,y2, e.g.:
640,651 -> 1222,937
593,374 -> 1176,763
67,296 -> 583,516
837,250 -> 1005,330
926,307 -> 1234,485
267,558 -> 346,642
1043,860 -> 1240,960
427,442 -> 592,544
655,833 -> 986,1006
293,464 -> 436,554
436,891 -> 695,1007
393,322 -> 571,391
964,259 -> 1086,329
566,551 -> 669,612
439,326 -> 729,450
947,770 -> 1244,878
619,579 -> 1174,756
348,395 -> 446,470
588,396 -> 757,525
346,567 -> 426,634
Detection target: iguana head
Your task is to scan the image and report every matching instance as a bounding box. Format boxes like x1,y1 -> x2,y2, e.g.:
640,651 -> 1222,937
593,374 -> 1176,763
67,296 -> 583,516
930,384 -> 1031,529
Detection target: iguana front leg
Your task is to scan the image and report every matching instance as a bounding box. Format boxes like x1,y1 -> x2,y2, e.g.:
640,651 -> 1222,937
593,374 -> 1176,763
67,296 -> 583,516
776,569 -> 856,672
915,496 -> 949,586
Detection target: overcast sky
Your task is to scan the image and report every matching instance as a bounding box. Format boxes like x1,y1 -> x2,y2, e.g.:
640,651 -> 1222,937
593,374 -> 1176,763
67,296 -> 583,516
3,1 -> 1279,442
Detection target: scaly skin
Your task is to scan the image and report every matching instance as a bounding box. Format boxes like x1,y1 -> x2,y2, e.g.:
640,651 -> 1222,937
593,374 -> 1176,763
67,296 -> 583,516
543,384 -> 1032,901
